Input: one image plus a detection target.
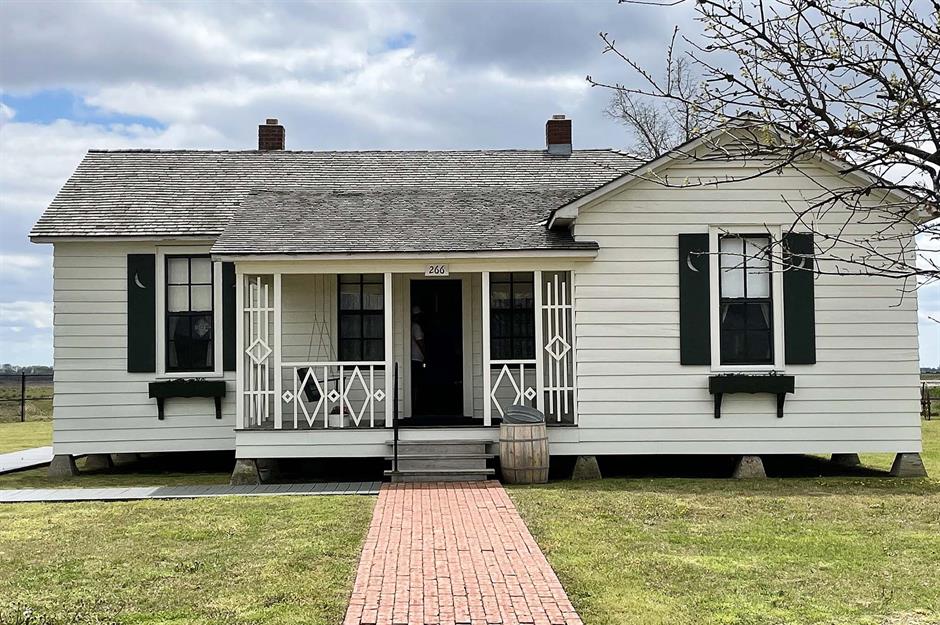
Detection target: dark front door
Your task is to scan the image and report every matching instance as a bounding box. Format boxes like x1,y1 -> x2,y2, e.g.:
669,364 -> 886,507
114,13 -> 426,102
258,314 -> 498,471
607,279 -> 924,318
410,280 -> 463,417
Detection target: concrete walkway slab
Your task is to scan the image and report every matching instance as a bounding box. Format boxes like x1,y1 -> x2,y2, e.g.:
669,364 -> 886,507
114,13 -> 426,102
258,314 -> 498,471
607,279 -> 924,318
0,481 -> 381,503
344,481 -> 583,625
0,446 -> 53,474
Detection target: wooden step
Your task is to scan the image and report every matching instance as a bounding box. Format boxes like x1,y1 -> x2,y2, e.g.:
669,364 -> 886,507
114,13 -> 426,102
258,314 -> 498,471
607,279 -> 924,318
384,468 -> 495,483
387,440 -> 491,456
390,455 -> 491,471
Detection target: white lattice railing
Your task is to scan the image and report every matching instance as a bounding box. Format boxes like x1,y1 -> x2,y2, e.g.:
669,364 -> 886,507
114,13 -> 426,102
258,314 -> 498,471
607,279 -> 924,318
244,275 -> 275,427
542,272 -> 575,423
489,360 -> 537,418
280,362 -> 387,429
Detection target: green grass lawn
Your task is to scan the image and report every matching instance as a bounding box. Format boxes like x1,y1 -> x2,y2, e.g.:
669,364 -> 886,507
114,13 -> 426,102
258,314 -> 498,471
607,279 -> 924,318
0,420 -> 52,454
511,420 -> 940,625
0,495 -> 374,625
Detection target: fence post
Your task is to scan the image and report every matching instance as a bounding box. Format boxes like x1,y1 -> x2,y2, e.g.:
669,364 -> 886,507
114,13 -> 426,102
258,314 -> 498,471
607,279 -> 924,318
20,371 -> 26,422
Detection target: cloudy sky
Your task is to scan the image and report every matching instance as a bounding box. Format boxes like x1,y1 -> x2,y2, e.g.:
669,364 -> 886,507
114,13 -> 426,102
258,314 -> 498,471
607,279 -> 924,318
0,0 -> 937,367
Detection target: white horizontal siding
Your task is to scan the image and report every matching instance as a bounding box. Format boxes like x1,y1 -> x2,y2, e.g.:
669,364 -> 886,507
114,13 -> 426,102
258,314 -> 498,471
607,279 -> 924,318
570,159 -> 922,455
51,241 -> 236,455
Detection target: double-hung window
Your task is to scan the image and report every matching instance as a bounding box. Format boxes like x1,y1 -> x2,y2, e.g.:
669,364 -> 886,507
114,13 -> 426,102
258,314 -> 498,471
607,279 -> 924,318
338,274 -> 385,361
490,272 -> 535,360
718,235 -> 773,365
166,255 -> 214,372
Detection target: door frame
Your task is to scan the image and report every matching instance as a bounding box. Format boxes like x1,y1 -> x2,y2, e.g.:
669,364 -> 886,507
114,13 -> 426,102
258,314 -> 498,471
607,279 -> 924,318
403,274 -> 474,418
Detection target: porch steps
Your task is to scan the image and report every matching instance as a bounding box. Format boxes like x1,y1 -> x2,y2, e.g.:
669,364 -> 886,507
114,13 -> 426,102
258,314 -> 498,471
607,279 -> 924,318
384,440 -> 494,482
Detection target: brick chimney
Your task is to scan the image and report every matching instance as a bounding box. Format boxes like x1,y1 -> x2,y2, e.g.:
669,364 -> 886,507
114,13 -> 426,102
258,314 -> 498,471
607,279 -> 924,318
545,114 -> 572,155
258,118 -> 285,151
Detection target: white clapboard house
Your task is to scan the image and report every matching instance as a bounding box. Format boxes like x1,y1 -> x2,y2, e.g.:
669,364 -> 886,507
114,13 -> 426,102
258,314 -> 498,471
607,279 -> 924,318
30,116 -> 927,481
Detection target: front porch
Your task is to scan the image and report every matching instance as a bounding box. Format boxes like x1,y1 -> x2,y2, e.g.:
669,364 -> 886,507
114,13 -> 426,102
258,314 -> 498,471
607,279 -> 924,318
228,257 -> 581,456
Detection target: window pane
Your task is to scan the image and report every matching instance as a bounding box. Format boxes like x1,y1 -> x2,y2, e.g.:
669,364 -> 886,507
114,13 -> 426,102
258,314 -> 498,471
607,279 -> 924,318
167,314 -> 212,371
362,274 -> 383,284
363,313 -> 383,339
747,302 -> 772,330
491,273 -> 511,283
747,330 -> 772,363
746,268 -> 770,299
745,237 -> 770,298
192,314 -> 213,340
340,314 -> 361,339
513,281 -> 534,308
167,285 -> 189,312
339,283 -> 361,310
362,283 -> 383,310
720,237 -> 745,298
512,309 -> 534,337
364,339 -> 384,361
492,310 -> 511,338
191,285 -> 213,312
190,258 -> 212,284
492,338 -> 512,360
513,338 -> 534,359
167,258 -> 189,285
339,274 -> 360,284
720,330 -> 746,364
340,339 -> 361,361
720,302 -> 746,330
491,283 -> 511,309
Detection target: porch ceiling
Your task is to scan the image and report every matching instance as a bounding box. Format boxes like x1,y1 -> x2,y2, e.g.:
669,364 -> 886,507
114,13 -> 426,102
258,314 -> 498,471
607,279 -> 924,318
211,188 -> 599,256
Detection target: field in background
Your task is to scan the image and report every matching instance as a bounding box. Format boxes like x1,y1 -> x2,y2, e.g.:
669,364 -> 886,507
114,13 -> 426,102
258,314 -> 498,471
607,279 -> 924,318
0,375 -> 53,423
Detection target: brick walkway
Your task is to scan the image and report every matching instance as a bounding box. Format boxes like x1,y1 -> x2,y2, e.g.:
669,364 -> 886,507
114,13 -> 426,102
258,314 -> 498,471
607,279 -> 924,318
344,482 -> 582,625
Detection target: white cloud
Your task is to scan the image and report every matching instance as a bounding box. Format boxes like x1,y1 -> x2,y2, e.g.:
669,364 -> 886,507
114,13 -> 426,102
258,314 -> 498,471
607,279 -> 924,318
0,253 -> 50,279
0,102 -> 13,123
0,301 -> 52,329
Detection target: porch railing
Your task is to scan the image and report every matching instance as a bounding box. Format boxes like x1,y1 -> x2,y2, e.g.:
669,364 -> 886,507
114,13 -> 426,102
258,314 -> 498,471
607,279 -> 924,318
488,359 -> 538,419
278,361 -> 388,429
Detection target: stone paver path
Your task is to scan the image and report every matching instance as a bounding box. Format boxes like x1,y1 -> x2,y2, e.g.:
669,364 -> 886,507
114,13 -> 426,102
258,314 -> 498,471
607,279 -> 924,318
0,481 -> 381,503
0,446 -> 53,474
344,481 -> 582,625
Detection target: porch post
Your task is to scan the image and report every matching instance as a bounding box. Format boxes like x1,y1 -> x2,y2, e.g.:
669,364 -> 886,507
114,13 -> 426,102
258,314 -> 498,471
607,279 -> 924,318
384,272 -> 393,427
482,271 -> 491,426
235,268 -> 244,429
534,270 -> 544,413
273,272 -> 282,430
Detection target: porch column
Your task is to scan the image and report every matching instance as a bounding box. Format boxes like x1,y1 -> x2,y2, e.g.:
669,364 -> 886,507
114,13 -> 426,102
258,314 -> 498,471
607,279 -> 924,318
384,272 -> 393,426
235,268 -> 244,429
533,270 -> 544,413
273,272 -> 282,430
482,271 -> 491,426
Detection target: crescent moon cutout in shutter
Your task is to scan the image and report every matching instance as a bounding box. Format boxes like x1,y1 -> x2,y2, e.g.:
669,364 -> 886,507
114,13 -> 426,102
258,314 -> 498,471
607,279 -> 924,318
134,272 -> 146,289
686,253 -> 700,273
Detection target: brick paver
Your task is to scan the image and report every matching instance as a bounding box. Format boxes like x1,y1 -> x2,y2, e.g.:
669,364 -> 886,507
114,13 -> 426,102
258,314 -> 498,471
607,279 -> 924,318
344,481 -> 583,625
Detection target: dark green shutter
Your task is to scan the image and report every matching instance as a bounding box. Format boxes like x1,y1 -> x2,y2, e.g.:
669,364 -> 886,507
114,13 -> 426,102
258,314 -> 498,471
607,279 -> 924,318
783,232 -> 816,364
679,233 -> 711,365
127,254 -> 156,372
222,262 -> 237,371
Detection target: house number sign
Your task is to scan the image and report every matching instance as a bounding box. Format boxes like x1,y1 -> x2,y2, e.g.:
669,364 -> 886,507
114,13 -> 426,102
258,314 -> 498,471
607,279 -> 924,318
425,264 -> 449,277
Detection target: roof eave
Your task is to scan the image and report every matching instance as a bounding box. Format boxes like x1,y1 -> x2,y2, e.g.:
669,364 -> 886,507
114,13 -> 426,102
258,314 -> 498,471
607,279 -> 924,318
211,247 -> 599,262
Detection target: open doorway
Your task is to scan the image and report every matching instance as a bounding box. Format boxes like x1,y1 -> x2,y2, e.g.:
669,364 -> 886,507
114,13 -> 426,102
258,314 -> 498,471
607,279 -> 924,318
410,280 -> 464,418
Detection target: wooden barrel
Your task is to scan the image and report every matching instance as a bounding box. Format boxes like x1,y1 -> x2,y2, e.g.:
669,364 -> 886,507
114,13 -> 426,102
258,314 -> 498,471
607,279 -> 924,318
499,422 -> 549,484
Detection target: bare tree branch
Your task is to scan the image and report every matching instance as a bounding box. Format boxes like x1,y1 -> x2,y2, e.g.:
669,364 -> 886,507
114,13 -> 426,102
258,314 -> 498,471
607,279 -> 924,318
589,0 -> 939,284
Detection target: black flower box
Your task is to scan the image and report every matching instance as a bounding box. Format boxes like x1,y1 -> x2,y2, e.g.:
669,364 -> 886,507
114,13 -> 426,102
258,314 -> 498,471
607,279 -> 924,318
707,374 -> 795,419
149,379 -> 227,420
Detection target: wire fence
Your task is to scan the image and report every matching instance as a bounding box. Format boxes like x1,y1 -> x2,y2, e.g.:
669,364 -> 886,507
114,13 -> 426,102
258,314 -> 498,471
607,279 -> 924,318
0,373 -> 54,423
